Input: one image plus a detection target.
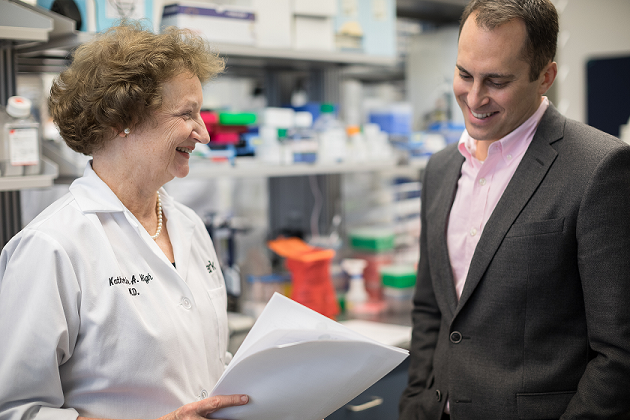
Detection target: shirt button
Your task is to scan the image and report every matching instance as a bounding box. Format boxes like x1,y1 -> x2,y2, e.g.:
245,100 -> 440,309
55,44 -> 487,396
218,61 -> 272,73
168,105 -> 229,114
450,331 -> 463,343
478,178 -> 486,186
181,297 -> 192,310
201,389 -> 209,399
507,154 -> 513,159
470,227 -> 478,236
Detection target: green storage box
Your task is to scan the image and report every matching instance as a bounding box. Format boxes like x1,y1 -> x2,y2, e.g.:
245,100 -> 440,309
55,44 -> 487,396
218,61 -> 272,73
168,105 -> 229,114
349,228 -> 395,252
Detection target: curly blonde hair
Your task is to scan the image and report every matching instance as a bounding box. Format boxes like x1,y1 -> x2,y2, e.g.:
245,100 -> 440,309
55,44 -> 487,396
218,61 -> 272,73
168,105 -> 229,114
49,21 -> 225,155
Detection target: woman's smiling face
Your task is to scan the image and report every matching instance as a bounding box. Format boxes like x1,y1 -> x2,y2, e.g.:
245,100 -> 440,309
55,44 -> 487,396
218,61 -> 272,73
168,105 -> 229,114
132,71 -> 209,184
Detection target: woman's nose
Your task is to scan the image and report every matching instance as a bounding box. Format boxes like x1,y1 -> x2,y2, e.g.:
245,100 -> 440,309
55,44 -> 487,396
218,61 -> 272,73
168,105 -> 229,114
193,116 -> 210,144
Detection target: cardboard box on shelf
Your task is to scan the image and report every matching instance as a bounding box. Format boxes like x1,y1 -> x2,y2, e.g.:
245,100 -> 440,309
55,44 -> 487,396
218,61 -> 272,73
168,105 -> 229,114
293,0 -> 336,17
161,1 -> 256,45
293,15 -> 334,51
252,0 -> 292,49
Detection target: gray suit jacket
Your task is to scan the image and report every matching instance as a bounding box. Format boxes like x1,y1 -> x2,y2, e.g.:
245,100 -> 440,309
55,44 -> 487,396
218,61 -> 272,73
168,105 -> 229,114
399,105 -> 630,420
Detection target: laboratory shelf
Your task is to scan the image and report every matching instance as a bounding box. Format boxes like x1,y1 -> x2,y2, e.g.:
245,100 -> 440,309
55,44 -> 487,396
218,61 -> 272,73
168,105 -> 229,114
0,158 -> 59,191
17,33 -> 397,74
187,157 -> 427,179
214,42 -> 397,67
0,0 -> 53,41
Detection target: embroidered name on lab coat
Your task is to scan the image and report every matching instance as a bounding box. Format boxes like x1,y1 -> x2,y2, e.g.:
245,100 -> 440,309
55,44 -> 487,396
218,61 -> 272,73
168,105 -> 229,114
108,273 -> 154,296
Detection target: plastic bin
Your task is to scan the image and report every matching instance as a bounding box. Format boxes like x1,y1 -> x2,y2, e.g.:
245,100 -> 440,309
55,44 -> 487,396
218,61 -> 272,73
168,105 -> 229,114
380,264 -> 416,314
268,237 -> 340,319
348,228 -> 396,302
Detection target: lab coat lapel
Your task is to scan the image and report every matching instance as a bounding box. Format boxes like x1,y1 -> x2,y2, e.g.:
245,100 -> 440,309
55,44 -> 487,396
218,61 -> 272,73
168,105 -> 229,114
455,107 -> 563,313
430,149 -> 464,317
71,162 -> 188,278
160,190 -> 195,283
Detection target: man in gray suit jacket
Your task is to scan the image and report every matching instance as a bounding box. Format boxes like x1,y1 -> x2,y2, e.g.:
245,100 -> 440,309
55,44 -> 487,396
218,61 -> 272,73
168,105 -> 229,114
399,1 -> 630,419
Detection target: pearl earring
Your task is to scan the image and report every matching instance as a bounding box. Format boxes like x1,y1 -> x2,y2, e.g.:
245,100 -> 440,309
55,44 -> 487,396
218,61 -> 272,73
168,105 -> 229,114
123,128 -> 130,135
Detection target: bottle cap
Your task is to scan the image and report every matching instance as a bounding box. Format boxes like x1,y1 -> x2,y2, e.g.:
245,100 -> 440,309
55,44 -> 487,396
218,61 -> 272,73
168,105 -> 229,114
320,103 -> 335,113
346,125 -> 361,136
7,96 -> 32,119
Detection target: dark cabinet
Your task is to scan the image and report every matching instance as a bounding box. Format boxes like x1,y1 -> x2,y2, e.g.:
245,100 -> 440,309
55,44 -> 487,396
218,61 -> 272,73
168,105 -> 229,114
326,356 -> 410,420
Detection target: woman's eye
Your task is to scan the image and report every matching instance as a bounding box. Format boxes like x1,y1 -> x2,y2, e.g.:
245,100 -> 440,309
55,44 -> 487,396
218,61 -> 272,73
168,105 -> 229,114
459,73 -> 472,80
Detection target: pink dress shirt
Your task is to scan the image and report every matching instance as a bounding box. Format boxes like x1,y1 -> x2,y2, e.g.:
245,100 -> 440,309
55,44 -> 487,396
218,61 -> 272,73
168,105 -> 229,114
447,97 -> 549,301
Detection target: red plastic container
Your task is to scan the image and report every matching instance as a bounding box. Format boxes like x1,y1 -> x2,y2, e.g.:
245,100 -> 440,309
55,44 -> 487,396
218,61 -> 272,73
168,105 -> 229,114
268,237 -> 340,319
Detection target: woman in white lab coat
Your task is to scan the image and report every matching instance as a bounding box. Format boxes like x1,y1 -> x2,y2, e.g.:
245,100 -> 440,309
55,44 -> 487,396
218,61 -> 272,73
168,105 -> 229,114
0,23 -> 249,420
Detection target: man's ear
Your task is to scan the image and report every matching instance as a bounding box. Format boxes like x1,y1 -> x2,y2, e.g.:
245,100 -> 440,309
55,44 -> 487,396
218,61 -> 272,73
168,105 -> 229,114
538,61 -> 558,95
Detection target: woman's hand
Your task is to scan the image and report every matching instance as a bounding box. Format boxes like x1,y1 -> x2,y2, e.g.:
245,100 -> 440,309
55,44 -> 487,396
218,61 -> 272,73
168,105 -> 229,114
160,394 -> 249,420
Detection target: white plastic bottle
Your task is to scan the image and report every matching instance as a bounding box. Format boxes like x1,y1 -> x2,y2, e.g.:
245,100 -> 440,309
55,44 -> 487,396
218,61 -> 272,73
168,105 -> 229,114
342,258 -> 369,315
313,103 -> 347,164
287,111 -> 318,164
257,125 -> 282,165
345,125 -> 367,163
363,122 -> 393,162
0,96 -> 41,177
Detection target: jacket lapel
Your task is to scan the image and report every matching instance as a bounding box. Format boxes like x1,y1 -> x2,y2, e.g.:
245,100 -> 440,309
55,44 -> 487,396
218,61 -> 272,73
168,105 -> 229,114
455,105 -> 565,313
429,148 -> 465,317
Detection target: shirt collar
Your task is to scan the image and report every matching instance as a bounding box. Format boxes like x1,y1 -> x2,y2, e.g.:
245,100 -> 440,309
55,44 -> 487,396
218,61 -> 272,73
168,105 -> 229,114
458,97 -> 550,164
69,160 -> 171,214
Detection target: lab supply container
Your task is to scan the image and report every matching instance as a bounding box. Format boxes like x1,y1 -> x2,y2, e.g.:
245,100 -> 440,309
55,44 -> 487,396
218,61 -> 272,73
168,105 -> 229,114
286,111 -> 317,164
0,96 -> 41,177
268,237 -> 339,319
313,103 -> 347,164
345,125 -> 368,163
241,273 -> 292,318
348,227 -> 395,302
341,258 -> 368,316
380,264 -> 416,314
161,2 -> 256,45
369,103 -> 412,136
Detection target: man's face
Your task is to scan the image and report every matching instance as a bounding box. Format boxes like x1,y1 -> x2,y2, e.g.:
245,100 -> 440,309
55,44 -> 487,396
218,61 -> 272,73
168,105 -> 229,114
453,12 -> 548,142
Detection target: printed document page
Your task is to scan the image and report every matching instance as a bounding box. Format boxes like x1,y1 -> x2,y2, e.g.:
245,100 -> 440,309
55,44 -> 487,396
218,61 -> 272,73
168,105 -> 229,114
210,293 -> 409,420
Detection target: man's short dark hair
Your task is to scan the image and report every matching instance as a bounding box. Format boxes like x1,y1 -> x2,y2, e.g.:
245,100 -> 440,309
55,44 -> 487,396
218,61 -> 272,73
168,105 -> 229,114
459,0 -> 559,82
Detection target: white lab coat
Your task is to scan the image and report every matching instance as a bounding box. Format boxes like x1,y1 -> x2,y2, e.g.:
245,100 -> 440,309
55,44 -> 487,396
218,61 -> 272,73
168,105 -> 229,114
0,162 -> 229,420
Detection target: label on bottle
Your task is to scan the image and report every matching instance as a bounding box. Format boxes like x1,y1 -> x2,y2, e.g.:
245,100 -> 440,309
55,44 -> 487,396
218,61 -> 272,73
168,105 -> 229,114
8,127 -> 39,166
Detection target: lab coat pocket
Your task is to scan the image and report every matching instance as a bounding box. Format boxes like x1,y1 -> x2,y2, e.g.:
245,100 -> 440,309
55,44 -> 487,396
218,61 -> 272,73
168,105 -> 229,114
207,284 -> 229,363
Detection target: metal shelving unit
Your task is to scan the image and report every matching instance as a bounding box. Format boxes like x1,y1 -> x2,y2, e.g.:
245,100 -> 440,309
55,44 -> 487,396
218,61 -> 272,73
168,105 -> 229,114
187,157 -> 426,179
3,1 -> 414,247
0,158 -> 59,191
0,0 -> 65,248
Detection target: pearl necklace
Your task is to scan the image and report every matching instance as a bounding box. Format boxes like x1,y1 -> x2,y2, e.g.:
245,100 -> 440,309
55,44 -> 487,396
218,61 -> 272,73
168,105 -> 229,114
151,192 -> 163,240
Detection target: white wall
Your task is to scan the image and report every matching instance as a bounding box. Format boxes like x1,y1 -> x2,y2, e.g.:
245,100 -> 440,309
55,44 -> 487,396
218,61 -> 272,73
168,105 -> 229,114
405,1 -> 630,129
405,25 -> 462,131
553,0 -> 630,123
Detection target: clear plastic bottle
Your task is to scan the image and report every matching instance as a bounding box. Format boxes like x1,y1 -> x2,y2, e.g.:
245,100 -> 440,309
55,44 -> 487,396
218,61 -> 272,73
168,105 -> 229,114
313,103 -> 347,164
0,96 -> 41,177
342,258 -> 369,315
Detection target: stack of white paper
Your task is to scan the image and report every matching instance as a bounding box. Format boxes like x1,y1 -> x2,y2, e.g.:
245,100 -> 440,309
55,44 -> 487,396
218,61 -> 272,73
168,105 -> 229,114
210,293 -> 409,420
